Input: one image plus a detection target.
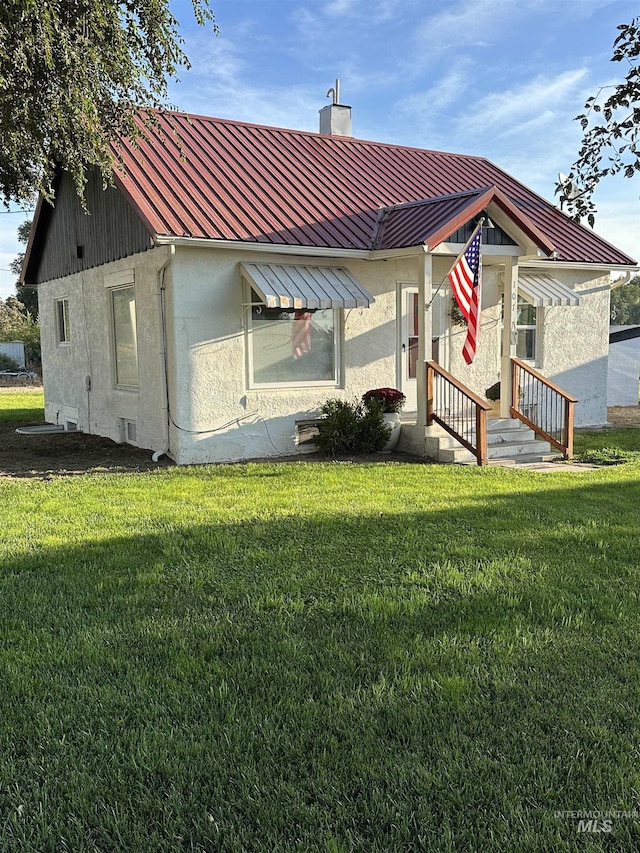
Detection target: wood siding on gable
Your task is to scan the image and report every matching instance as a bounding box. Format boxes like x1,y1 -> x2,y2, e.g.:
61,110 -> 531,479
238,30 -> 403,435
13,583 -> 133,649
448,221 -> 517,246
32,171 -> 153,284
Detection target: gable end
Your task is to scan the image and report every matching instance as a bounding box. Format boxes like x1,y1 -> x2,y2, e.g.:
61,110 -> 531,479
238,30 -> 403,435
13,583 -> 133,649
24,170 -> 153,285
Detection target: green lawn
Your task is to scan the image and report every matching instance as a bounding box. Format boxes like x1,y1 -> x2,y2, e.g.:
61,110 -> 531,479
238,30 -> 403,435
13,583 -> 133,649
0,388 -> 45,424
2,393 -> 640,850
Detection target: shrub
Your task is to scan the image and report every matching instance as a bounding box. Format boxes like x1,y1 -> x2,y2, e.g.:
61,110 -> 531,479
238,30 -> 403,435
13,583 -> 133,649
0,353 -> 20,371
356,399 -> 391,452
315,398 -> 391,456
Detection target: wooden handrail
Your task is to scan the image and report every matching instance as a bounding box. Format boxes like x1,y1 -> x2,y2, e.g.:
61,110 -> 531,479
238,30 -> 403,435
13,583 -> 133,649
510,358 -> 578,458
511,358 -> 579,402
427,361 -> 491,466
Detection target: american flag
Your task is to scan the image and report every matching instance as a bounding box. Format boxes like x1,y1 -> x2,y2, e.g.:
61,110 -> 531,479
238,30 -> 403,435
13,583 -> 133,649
448,224 -> 482,365
292,311 -> 312,359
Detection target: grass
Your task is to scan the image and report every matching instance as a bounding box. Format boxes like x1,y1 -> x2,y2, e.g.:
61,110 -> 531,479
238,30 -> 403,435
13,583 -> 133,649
0,388 -> 44,424
574,426 -> 640,464
2,394 -> 640,850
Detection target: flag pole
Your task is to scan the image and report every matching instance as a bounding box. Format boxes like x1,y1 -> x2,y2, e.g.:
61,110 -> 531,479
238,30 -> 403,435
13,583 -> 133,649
447,218 -> 484,365
447,218 -> 484,275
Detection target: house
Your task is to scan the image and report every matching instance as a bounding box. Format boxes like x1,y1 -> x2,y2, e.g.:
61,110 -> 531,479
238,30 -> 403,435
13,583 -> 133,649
608,326 -> 640,407
21,100 -> 638,465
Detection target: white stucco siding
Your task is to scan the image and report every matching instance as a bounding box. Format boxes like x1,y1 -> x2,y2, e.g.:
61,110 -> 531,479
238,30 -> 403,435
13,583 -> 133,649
37,242 -> 614,465
167,248 -> 423,464
38,247 -> 171,450
446,264 -> 502,397
538,271 -> 610,426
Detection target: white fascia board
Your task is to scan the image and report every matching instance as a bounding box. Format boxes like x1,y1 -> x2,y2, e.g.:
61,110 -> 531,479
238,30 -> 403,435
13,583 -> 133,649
368,246 -> 425,260
523,259 -> 639,273
153,235 -> 371,260
433,242 -> 522,257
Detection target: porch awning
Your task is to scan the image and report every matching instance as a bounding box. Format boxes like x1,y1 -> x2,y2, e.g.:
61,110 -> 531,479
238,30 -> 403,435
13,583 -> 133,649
240,262 -> 374,310
518,272 -> 580,307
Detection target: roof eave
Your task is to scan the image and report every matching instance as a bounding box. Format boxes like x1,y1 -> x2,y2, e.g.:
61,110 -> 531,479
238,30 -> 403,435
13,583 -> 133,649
152,234 -> 373,259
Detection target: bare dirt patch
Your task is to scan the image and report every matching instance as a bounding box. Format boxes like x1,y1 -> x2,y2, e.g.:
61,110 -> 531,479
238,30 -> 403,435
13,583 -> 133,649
607,406 -> 640,428
0,418 -> 173,480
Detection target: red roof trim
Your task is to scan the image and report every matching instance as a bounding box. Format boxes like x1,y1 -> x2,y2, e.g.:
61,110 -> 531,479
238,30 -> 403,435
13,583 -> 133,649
373,186 -> 556,256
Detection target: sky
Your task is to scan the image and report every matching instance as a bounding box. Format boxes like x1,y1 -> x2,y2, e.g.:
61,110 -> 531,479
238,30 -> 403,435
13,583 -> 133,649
1,0 -> 638,300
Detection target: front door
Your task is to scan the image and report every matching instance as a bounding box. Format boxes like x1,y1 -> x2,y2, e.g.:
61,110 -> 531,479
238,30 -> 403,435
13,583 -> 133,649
399,286 -> 419,412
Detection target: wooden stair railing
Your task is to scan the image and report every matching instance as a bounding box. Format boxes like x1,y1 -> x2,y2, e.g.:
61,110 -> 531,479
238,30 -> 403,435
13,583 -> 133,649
426,361 -> 491,466
510,357 -> 578,458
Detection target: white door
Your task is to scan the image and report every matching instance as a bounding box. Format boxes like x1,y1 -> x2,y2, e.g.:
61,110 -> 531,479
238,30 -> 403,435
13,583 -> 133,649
399,286 -> 419,412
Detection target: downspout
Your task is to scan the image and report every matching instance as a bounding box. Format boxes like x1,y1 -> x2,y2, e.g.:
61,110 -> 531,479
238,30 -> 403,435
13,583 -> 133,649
152,248 -> 174,462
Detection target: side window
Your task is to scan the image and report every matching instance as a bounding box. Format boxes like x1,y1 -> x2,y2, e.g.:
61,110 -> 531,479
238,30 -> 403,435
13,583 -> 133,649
248,289 -> 338,387
516,295 -> 537,362
111,285 -> 139,388
56,298 -> 70,343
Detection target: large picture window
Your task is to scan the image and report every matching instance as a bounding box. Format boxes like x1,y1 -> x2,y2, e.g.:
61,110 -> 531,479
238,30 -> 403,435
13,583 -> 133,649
111,286 -> 139,387
249,290 -> 337,387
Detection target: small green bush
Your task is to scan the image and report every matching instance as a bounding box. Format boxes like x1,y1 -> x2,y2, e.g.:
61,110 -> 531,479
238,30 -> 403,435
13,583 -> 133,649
0,353 -> 20,371
356,397 -> 392,453
575,446 -> 640,466
315,398 -> 391,455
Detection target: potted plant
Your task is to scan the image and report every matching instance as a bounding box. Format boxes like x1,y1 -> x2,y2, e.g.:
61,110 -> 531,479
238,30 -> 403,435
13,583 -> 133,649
362,387 -> 406,450
485,381 -> 501,417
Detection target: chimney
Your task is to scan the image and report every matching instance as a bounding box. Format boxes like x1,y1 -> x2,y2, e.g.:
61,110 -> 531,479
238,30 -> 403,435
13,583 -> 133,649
319,79 -> 352,137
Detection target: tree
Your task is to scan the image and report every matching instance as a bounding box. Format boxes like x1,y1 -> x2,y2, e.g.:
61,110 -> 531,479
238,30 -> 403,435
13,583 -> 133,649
0,0 -> 217,208
611,275 -> 640,325
557,16 -> 639,225
10,220 -> 37,318
0,296 -> 40,365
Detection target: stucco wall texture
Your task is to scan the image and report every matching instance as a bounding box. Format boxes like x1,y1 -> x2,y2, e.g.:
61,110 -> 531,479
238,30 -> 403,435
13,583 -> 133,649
37,245 -> 612,464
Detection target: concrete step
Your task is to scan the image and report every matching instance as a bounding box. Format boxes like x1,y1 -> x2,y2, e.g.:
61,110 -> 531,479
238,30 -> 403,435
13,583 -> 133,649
436,425 -> 535,449
440,446 -> 561,464
487,452 -> 562,467
428,415 -> 563,466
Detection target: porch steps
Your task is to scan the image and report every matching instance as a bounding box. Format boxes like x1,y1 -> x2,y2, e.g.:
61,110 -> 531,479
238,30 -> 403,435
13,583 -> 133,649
434,417 -> 561,466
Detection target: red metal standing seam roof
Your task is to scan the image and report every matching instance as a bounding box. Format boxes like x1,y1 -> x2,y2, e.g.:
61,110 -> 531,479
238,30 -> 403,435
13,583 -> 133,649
112,110 -> 636,266
372,186 -> 556,255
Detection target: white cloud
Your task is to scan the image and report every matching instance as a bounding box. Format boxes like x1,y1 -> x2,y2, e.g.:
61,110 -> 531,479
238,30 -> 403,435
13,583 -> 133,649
412,0 -> 521,59
396,65 -> 471,118
591,185 -> 640,263
469,69 -> 587,129
323,0 -> 357,16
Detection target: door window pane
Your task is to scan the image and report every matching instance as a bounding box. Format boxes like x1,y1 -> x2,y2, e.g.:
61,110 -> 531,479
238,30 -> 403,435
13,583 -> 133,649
407,292 -> 419,378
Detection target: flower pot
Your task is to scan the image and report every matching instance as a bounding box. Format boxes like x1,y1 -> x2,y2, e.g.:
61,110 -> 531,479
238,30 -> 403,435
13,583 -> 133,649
382,412 -> 402,451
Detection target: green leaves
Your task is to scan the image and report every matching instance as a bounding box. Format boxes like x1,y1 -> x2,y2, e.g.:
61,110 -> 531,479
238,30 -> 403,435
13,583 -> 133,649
610,275 -> 640,324
558,16 -> 639,223
0,0 -> 217,207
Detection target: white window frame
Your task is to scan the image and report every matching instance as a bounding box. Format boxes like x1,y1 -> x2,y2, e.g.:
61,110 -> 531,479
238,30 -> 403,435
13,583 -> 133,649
55,298 -> 70,344
515,293 -> 540,365
110,284 -> 139,390
245,286 -> 341,390
500,290 -> 542,367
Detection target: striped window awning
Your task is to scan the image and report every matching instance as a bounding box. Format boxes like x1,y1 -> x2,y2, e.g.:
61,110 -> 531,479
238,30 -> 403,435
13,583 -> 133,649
241,262 -> 375,310
518,272 -> 580,307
